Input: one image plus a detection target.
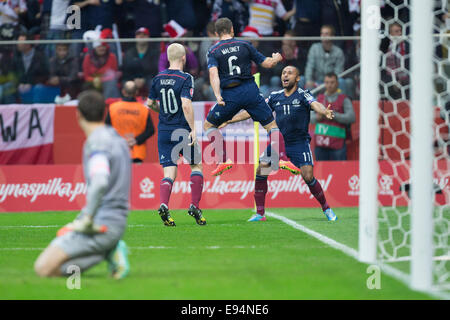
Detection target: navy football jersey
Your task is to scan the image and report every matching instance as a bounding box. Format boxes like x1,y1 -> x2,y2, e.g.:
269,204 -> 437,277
149,69 -> 194,130
207,38 -> 266,88
267,88 -> 316,143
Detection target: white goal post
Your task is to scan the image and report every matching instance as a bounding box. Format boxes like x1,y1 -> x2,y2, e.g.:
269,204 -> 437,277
358,0 -> 381,265
410,0 -> 434,291
359,0 -> 448,292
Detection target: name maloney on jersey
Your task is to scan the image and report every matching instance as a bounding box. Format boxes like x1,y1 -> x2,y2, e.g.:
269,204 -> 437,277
160,79 -> 176,86
221,46 -> 240,55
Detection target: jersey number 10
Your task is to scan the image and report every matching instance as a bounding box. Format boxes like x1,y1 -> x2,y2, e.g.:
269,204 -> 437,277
160,88 -> 179,114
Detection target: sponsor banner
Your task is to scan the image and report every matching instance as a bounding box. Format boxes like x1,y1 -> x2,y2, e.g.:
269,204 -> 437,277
0,161 -> 448,212
0,104 -> 55,164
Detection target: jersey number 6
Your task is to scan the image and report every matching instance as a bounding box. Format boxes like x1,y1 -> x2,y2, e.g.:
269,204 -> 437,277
228,56 -> 241,76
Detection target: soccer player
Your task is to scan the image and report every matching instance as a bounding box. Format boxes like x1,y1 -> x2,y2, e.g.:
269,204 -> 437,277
34,90 -> 131,279
147,43 -> 206,227
222,66 -> 338,222
204,17 -> 300,176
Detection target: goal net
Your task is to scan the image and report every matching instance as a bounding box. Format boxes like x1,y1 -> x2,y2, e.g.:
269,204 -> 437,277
364,0 -> 449,291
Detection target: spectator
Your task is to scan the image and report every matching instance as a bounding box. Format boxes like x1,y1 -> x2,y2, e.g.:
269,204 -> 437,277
68,0 -> 122,56
292,0 -> 321,45
243,0 -> 295,36
380,22 -> 410,100
321,0 -> 353,37
82,40 -> 120,99
164,0 -> 197,33
39,0 -> 52,40
158,43 -> 199,77
13,32 -> 50,102
119,0 -> 162,39
0,0 -> 27,26
121,27 -> 160,97
22,0 -> 41,34
198,21 -> 217,71
105,81 -> 155,163
48,43 -> 80,102
0,47 -> 18,104
311,72 -> 355,161
304,24 -> 354,97
68,0 -> 101,56
194,21 -> 217,101
281,29 -> 307,76
45,0 -> 70,57
211,0 -> 249,35
259,29 -> 307,94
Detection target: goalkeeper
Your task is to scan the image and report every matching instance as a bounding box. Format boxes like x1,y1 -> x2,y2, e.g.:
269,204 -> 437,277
34,90 -> 131,280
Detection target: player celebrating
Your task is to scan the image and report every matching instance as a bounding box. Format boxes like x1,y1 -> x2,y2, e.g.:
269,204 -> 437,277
34,90 -> 131,279
204,17 -> 300,176
147,43 -> 206,227
222,66 -> 338,222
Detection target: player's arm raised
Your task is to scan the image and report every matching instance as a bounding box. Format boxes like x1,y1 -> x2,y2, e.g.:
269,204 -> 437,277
181,97 -> 197,145
209,66 -> 225,106
260,53 -> 283,69
147,98 -> 160,113
311,101 -> 335,120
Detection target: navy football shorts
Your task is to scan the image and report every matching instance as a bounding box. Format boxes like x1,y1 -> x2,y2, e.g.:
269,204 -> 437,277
206,80 -> 274,127
260,139 -> 314,169
158,129 -> 201,167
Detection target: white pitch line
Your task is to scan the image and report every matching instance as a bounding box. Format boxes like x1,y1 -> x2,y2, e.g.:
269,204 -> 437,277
265,211 -> 450,301
265,211 -> 358,259
0,224 -> 148,229
0,225 -> 60,229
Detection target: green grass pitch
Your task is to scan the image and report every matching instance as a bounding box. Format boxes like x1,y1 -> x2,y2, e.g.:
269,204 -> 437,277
0,208 -> 432,299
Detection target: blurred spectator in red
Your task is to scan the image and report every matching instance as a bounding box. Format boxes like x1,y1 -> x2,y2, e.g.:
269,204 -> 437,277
122,27 -> 160,97
211,0 -> 249,35
243,0 -> 295,36
311,72 -> 355,161
68,0 -> 122,57
48,43 -> 81,102
82,38 -> 120,99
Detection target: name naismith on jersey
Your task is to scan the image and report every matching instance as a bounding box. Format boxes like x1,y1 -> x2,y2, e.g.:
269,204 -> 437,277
160,79 -> 176,86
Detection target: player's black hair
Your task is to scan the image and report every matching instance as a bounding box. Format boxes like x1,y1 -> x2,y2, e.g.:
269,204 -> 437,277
324,72 -> 338,80
77,90 -> 106,122
284,65 -> 300,77
215,17 -> 233,36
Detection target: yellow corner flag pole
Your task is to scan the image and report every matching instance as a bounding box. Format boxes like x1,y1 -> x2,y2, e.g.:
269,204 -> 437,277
253,73 -> 261,211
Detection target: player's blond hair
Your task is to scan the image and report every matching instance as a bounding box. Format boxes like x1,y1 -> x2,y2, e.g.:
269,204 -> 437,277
167,43 -> 186,63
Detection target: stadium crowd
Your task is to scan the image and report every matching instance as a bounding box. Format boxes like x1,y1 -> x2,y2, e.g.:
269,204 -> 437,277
0,0 -> 447,105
